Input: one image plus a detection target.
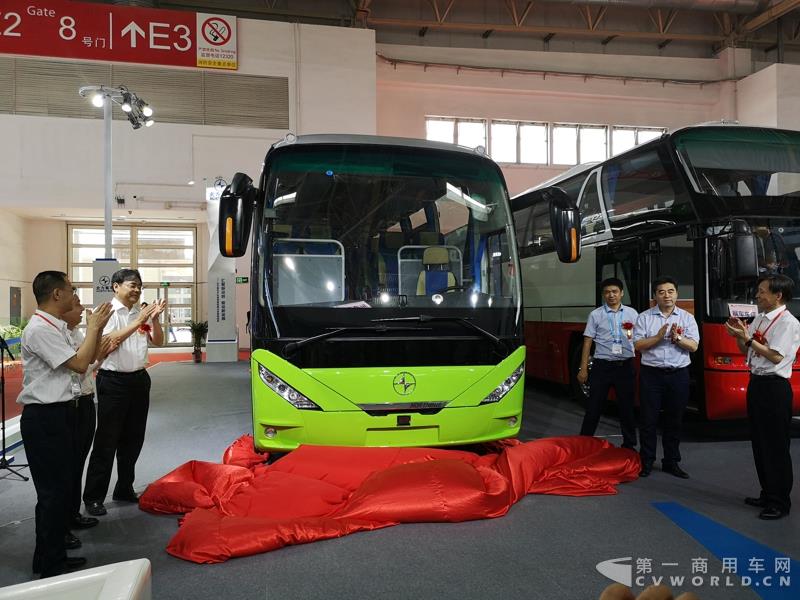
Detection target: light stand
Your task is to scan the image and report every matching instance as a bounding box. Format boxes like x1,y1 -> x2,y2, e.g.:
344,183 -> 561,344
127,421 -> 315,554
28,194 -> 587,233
78,85 -> 154,259
0,335 -> 28,481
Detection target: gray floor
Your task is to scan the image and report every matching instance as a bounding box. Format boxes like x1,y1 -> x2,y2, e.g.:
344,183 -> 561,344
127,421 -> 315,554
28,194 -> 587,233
1,361 -> 798,599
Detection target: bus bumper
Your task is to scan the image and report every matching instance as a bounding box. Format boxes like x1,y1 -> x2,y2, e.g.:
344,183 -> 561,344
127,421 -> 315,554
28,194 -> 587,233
249,348 -> 525,451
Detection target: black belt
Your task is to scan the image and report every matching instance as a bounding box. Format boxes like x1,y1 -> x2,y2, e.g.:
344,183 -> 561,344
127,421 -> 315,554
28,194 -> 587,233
642,365 -> 687,373
750,373 -> 786,381
595,358 -> 632,366
98,369 -> 146,377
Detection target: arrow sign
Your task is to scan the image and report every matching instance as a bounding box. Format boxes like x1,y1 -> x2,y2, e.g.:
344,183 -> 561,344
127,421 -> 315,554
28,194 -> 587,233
121,21 -> 146,47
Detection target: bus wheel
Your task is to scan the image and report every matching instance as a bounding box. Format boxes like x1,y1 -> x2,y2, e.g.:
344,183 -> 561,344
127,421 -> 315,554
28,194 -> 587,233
569,346 -> 591,407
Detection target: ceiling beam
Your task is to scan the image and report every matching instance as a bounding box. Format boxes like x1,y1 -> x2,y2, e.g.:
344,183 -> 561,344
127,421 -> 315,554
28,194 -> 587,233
367,16 -> 726,43
738,0 -> 800,35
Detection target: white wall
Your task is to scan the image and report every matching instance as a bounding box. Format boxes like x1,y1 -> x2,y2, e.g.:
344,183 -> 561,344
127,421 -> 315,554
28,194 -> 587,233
0,18 -> 377,335
0,211 -> 28,325
377,44 -> 749,196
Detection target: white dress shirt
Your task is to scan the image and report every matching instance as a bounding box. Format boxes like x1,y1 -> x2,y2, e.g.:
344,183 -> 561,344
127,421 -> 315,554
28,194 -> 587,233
747,305 -> 800,378
17,310 -> 78,405
99,298 -> 150,372
69,328 -> 96,395
633,306 -> 700,369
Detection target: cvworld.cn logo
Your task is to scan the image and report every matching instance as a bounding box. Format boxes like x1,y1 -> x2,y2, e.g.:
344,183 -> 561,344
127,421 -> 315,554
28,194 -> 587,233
596,557 -> 633,587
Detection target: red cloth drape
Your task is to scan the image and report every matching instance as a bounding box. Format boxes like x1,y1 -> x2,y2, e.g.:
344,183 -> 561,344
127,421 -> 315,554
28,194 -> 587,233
139,435 -> 639,563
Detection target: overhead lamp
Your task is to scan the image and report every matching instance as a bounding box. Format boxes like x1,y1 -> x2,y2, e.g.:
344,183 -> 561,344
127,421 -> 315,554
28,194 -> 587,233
78,84 -> 155,259
120,92 -> 133,112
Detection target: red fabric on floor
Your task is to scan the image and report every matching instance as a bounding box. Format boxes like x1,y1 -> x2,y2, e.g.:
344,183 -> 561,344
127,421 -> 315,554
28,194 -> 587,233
139,435 -> 640,563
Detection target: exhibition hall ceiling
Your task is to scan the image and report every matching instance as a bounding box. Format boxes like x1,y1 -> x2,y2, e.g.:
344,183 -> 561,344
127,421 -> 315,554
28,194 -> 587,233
94,0 -> 800,60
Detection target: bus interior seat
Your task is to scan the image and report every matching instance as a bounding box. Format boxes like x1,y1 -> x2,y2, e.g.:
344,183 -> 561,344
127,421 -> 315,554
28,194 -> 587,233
272,224 -> 300,254
416,246 -> 456,295
378,231 -> 405,294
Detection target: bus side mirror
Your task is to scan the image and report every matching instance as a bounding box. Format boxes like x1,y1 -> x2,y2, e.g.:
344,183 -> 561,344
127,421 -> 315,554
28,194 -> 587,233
731,225 -> 759,281
219,172 -> 256,258
547,186 -> 581,263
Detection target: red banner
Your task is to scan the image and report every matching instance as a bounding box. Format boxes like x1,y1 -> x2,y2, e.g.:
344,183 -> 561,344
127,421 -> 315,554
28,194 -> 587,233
0,0 -> 237,70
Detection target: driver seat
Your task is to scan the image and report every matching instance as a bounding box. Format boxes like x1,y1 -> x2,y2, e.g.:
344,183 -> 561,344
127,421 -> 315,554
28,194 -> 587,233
416,246 -> 456,295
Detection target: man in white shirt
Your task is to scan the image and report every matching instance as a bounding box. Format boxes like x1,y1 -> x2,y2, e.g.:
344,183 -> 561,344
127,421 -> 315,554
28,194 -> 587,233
18,271 -> 112,578
83,269 -> 165,517
725,274 -> 800,520
62,299 -> 119,539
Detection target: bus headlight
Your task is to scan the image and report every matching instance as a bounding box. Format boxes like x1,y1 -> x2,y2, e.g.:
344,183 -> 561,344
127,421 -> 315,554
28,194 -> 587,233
480,363 -> 524,404
258,364 -> 321,410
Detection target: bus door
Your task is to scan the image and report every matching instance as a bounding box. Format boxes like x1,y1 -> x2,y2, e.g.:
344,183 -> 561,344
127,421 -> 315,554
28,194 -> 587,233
596,241 -> 645,312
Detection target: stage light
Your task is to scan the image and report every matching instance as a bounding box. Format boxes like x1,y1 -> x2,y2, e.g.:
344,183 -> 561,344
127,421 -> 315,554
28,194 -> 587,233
144,118 -> 154,127
142,104 -> 153,117
91,94 -> 105,107
120,92 -> 133,112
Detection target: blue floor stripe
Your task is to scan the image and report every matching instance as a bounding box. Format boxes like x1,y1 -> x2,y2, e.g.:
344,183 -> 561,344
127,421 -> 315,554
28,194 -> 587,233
654,502 -> 797,600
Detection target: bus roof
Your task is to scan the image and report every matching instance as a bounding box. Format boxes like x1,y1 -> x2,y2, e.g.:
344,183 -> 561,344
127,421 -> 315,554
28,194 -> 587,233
271,133 -> 489,158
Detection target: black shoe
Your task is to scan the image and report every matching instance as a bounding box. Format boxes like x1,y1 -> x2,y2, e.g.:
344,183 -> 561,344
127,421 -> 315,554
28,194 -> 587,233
85,501 -> 107,516
662,463 -> 690,479
112,490 -> 140,503
759,506 -> 789,520
36,556 -> 87,576
639,465 -> 652,477
65,533 -> 81,550
745,496 -> 768,508
72,515 -> 99,529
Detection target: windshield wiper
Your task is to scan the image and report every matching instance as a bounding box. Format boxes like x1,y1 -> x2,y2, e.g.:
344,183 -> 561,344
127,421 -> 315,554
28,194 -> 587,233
371,315 -> 508,355
282,325 -> 429,358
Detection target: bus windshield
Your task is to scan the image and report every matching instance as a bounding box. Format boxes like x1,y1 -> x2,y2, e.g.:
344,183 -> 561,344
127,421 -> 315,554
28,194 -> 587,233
708,222 -> 800,319
259,143 -> 519,337
673,127 -> 800,198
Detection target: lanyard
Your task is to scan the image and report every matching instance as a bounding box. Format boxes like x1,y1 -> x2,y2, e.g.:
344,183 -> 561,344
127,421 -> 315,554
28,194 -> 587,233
606,307 -> 623,343
36,312 -> 74,346
36,313 -> 60,330
755,309 -> 786,340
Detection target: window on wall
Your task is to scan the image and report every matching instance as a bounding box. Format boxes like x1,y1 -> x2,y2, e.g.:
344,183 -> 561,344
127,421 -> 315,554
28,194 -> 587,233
68,224 -> 197,345
611,126 -> 665,156
553,124 -> 609,166
490,120 -> 548,164
425,117 -> 486,150
426,117 -> 665,165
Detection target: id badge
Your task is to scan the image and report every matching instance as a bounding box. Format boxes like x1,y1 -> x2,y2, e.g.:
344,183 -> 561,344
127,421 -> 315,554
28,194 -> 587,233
70,375 -> 82,397
611,343 -> 623,355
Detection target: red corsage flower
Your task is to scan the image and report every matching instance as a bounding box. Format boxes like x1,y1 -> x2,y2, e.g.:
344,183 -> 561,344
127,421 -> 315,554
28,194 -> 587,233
622,321 -> 634,339
138,323 -> 152,336
675,326 -> 684,336
752,331 -> 765,344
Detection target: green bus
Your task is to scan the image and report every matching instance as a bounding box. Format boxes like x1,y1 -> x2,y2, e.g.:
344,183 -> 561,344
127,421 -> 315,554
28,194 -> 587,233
219,134 -> 578,451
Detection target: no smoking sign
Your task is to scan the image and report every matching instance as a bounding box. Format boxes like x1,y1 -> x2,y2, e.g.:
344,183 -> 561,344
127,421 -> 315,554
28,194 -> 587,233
196,13 -> 236,70
202,17 -> 231,46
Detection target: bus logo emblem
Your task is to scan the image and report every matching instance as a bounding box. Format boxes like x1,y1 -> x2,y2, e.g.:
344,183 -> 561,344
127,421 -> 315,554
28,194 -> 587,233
392,372 -> 416,395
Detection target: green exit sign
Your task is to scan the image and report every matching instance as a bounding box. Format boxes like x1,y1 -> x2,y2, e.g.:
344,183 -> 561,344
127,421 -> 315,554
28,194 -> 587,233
236,276 -> 249,284
160,281 -> 170,287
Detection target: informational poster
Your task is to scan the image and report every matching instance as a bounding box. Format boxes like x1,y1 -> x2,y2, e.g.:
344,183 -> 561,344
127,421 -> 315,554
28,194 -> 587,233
206,184 -> 238,362
0,0 -> 237,70
93,259 -> 119,305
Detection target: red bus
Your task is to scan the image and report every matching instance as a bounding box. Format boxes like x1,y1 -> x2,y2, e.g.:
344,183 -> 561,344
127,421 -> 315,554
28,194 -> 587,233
512,124 -> 800,419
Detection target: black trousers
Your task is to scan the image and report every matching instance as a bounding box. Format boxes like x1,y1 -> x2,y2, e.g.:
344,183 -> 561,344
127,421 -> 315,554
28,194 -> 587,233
639,365 -> 689,467
83,370 -> 150,503
70,393 -> 96,520
20,401 -> 74,577
580,358 -> 637,449
747,375 -> 793,512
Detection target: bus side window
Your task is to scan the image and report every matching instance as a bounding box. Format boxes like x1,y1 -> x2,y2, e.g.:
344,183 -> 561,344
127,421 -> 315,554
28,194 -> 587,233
601,147 -> 690,224
528,203 -> 554,256
579,173 -> 606,237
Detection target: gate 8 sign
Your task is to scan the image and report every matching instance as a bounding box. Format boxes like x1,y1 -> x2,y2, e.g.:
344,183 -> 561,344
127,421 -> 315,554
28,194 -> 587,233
0,0 -> 237,70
